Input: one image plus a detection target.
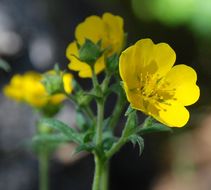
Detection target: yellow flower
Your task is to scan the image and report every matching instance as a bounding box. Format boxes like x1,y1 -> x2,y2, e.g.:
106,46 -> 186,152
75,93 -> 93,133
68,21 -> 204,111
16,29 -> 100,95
66,12 -> 124,78
119,39 -> 200,127
3,71 -> 73,108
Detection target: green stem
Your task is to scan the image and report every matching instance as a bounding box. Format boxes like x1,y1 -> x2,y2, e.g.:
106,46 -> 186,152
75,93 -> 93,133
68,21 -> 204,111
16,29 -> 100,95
96,100 -> 104,145
101,161 -> 109,190
92,155 -> 102,190
109,93 -> 126,129
39,151 -> 49,190
106,136 -> 127,159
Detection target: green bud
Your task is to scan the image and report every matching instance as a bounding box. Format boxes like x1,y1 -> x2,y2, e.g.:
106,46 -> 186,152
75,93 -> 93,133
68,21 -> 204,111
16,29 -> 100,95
78,39 -> 102,64
42,74 -> 63,95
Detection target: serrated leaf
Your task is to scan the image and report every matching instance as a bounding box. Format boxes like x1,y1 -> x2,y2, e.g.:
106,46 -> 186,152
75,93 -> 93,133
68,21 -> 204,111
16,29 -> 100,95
102,136 -> 117,151
139,116 -> 173,134
31,133 -> 68,153
76,112 -> 86,130
123,110 -> 138,137
32,133 -> 68,144
39,118 -> 83,144
139,123 -> 173,134
75,143 -> 95,153
129,135 -> 144,156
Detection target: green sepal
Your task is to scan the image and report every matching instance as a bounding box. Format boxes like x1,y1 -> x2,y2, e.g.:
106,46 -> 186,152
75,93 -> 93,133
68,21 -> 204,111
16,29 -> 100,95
125,105 -> 135,116
129,134 -> 144,156
42,65 -> 64,95
139,116 -> 173,135
75,90 -> 94,106
0,58 -> 10,72
78,39 -> 102,65
106,54 -> 119,73
123,110 -> 138,137
38,118 -> 83,144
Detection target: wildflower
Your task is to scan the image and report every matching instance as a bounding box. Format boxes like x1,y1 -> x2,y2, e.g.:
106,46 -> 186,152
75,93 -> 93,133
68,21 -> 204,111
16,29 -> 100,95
3,71 -> 73,108
119,39 -> 200,127
66,12 -> 124,78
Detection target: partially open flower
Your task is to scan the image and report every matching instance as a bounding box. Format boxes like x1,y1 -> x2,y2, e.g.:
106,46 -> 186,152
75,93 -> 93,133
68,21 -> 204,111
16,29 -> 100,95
66,12 -> 124,78
119,39 -> 200,127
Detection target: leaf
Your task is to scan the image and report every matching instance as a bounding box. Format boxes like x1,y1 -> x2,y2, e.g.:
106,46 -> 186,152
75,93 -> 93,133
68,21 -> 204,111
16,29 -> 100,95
39,118 -> 83,144
139,123 -> 173,134
31,133 -> 68,153
106,54 -> 119,72
76,112 -> 86,130
129,135 -> 144,156
32,133 -> 68,144
75,143 -> 95,153
138,116 -> 173,135
0,59 -> 10,72
123,110 -> 138,137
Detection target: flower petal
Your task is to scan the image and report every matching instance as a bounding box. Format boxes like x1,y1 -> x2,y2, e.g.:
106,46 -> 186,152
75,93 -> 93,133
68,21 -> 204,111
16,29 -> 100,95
134,39 -> 176,77
75,15 -> 105,45
102,13 -> 124,53
119,45 -> 139,89
150,100 -> 190,127
63,73 -> 73,94
165,64 -> 200,106
123,82 -> 146,112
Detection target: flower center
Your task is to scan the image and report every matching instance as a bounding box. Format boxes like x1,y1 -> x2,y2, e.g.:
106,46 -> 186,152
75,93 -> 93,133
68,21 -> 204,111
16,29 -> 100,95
134,72 -> 176,110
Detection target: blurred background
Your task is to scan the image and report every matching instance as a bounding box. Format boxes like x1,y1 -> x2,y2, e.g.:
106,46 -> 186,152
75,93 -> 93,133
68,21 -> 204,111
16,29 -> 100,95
0,0 -> 211,189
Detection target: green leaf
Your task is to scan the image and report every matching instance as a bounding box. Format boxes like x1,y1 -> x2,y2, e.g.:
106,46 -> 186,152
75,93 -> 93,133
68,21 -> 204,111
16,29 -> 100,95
76,111 -> 86,130
39,118 -> 83,144
123,110 -> 138,137
129,134 -> 144,156
139,116 -> 173,134
0,59 -> 10,72
106,54 -> 119,72
139,123 -> 173,134
31,133 -> 68,153
33,133 -> 68,144
75,143 -> 95,153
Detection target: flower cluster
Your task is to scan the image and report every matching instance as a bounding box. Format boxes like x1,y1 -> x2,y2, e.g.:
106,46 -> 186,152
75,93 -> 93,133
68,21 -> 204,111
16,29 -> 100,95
3,71 -> 73,108
2,12 -> 200,190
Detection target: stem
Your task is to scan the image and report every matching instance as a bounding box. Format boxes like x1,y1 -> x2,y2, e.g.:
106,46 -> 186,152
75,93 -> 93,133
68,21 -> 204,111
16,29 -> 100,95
102,74 -> 111,93
39,151 -> 49,190
101,161 -> 109,190
106,136 -> 127,159
92,155 -> 102,190
109,93 -> 126,129
96,100 -> 104,145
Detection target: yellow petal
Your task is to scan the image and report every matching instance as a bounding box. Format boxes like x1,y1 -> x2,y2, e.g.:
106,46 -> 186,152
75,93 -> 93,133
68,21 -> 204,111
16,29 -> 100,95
165,64 -> 200,106
134,39 -> 176,77
63,73 -> 73,94
150,100 -> 190,128
66,41 -> 79,60
119,45 -> 139,89
123,82 -> 145,112
102,13 -> 124,53
75,15 -> 104,45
